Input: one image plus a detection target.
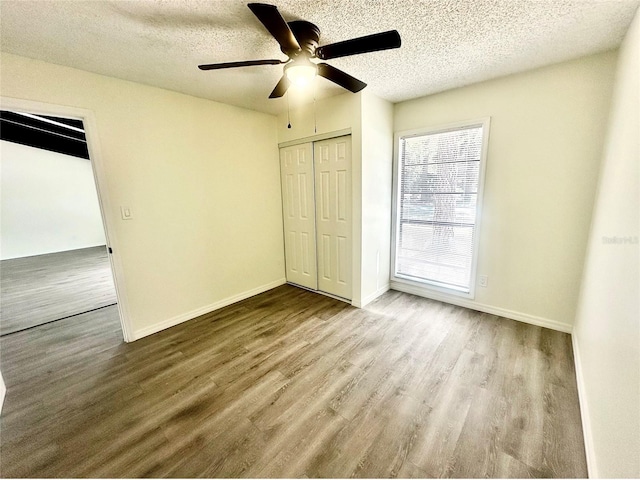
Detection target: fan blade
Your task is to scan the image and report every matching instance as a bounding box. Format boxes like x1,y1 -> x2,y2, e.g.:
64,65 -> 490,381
248,3 -> 301,54
316,30 -> 401,60
317,63 -> 366,93
269,75 -> 291,98
198,59 -> 284,70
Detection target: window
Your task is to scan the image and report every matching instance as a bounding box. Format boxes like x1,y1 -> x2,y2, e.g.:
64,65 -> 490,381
392,118 -> 490,297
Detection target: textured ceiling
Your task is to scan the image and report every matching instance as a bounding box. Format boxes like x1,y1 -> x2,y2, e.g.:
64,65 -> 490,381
1,0 -> 638,115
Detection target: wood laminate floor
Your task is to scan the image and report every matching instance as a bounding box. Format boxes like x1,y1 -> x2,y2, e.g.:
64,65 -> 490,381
0,285 -> 587,478
0,246 -> 117,335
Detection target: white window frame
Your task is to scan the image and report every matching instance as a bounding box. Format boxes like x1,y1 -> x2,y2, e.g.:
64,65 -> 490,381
391,117 -> 491,299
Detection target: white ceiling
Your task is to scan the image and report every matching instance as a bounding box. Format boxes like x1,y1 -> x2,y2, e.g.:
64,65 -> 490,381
1,0 -> 638,116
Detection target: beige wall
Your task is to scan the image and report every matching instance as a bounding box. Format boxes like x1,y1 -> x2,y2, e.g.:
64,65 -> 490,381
573,8 -> 640,478
277,92 -> 365,305
393,51 -> 618,330
360,91 -> 394,305
276,92 -> 360,145
2,36 -> 636,472
0,52 -> 285,340
276,91 -> 394,307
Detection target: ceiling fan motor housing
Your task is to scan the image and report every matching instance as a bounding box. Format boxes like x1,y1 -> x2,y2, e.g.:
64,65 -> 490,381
285,20 -> 321,57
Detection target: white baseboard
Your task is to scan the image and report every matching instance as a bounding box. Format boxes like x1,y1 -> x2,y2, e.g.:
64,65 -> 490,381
572,333 -> 597,478
354,284 -> 391,308
0,371 -> 6,415
389,281 -> 573,333
132,278 -> 287,340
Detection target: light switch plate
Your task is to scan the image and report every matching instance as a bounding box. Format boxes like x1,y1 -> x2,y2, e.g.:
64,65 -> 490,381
120,206 -> 133,220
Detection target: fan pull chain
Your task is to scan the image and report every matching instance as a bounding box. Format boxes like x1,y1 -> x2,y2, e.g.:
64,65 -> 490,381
287,92 -> 292,129
313,83 -> 317,134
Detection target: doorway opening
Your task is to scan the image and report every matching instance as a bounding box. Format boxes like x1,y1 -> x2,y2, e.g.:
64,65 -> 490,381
0,105 -> 127,340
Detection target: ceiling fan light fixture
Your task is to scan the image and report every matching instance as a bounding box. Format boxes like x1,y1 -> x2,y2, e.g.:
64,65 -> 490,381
199,4 -> 402,99
285,59 -> 317,87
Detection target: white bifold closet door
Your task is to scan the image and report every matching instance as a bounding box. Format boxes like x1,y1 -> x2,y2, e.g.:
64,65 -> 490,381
280,143 -> 318,290
280,135 -> 352,300
314,136 -> 352,299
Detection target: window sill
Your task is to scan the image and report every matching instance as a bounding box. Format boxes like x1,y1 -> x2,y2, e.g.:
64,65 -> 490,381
390,275 -> 476,300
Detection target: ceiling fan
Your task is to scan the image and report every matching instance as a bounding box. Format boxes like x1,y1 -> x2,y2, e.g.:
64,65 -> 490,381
198,3 -> 401,99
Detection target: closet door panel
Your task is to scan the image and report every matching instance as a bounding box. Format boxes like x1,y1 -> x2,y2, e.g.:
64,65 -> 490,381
314,136 -> 352,299
280,143 -> 318,290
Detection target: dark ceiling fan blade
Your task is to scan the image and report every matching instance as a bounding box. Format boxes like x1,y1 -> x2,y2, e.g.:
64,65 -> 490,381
269,75 -> 291,98
248,3 -> 301,54
198,59 -> 285,70
315,30 -> 401,60
317,63 -> 366,93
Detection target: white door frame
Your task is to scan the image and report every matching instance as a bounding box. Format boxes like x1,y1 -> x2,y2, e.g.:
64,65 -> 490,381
1,96 -> 134,342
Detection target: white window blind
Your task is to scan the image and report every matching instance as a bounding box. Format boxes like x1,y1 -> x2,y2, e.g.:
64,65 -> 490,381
395,124 -> 485,293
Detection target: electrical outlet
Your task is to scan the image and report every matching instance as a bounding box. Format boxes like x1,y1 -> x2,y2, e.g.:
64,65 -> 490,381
479,275 -> 488,287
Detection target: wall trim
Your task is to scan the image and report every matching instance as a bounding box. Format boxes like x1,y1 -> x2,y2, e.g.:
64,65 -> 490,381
285,283 -> 352,305
132,278 -> 287,340
354,284 -> 391,308
390,281 -> 573,333
572,333 -> 597,478
0,372 -> 6,416
278,128 -> 352,148
1,242 -> 108,261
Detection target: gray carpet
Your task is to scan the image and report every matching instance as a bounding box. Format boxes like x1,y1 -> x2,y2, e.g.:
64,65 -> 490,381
0,246 -> 117,335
